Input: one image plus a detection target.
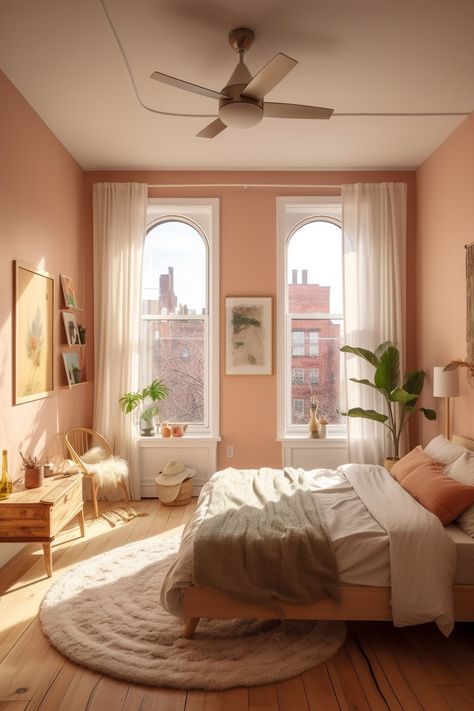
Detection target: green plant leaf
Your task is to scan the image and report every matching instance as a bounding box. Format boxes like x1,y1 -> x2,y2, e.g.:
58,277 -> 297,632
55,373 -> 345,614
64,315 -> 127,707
374,341 -> 395,360
119,392 -> 142,414
374,345 -> 400,393
145,379 -> 168,402
419,407 -> 437,421
344,407 -> 388,423
389,388 -> 418,404
340,345 -> 378,366
349,377 -> 377,388
403,370 -> 425,396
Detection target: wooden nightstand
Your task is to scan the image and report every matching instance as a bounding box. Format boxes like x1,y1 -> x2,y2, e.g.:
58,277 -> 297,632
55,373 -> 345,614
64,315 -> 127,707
0,473 -> 85,577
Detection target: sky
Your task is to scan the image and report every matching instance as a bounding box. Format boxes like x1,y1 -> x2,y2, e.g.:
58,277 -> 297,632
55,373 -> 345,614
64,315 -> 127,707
142,218 -> 343,314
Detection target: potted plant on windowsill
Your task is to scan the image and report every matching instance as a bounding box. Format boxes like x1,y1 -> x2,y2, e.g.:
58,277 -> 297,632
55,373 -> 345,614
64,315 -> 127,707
340,341 -> 437,468
119,379 -> 168,437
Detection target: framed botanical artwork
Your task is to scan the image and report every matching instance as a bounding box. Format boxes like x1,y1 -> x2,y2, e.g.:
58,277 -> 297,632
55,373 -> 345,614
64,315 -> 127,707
62,352 -> 81,386
225,297 -> 272,375
14,261 -> 54,404
60,273 -> 78,309
62,311 -> 79,345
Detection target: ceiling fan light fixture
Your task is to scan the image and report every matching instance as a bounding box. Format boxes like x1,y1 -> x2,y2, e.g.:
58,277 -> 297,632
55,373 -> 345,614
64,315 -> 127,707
219,100 -> 263,128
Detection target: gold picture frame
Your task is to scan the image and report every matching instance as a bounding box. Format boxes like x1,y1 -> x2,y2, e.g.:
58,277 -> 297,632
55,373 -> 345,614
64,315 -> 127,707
14,261 -> 54,404
225,296 -> 272,375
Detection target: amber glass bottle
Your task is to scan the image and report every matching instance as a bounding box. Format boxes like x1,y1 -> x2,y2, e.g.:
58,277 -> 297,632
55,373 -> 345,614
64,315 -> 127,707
0,449 -> 13,499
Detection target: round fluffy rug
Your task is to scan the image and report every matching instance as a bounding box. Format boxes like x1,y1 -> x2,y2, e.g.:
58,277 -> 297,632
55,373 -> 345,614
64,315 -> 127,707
40,533 -> 346,690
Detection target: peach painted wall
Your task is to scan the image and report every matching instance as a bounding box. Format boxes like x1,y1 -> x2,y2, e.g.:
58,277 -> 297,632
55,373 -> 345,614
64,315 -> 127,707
0,71 -> 92,487
417,114 -> 474,443
85,170 -> 417,469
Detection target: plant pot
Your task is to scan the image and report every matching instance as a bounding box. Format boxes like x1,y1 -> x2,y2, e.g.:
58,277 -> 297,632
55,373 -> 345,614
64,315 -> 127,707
25,466 -> 44,489
383,457 -> 399,473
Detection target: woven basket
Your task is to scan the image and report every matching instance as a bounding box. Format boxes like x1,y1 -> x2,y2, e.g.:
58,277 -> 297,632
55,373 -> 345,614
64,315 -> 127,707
165,477 -> 193,506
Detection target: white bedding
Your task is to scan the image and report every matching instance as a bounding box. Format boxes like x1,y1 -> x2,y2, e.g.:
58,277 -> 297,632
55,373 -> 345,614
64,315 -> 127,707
160,464 -> 458,635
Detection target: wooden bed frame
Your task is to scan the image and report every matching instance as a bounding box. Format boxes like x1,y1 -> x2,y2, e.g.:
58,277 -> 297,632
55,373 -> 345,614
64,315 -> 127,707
181,433 -> 474,638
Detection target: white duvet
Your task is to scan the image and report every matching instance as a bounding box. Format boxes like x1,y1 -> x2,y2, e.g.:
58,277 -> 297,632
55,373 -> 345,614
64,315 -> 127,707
161,464 -> 457,636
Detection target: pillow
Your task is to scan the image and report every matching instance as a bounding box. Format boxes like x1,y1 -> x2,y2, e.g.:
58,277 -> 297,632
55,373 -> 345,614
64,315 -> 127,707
399,465 -> 474,525
444,452 -> 474,537
390,446 -> 441,483
423,434 -> 467,466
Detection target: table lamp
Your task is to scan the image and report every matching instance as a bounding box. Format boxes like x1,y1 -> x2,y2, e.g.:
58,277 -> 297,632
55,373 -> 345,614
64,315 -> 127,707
433,367 -> 459,439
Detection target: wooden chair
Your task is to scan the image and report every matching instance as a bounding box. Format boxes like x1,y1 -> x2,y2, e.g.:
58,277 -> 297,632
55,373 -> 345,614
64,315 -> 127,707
64,428 -> 129,518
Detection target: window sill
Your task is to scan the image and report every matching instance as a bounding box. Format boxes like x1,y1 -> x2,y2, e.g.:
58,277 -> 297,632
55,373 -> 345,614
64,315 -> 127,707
137,435 -> 220,447
277,436 -> 347,447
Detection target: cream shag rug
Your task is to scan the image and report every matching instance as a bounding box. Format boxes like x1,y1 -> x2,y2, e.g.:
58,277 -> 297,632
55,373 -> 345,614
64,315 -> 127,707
40,533 -> 346,690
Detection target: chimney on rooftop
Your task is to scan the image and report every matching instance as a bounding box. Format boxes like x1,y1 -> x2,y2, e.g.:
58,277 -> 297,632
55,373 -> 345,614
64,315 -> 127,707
302,269 -> 308,284
292,269 -> 298,284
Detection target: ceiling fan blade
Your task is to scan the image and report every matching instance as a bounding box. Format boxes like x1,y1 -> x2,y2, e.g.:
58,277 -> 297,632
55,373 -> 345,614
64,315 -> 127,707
241,53 -> 297,100
150,71 -> 229,101
196,118 -> 227,138
264,102 -> 334,119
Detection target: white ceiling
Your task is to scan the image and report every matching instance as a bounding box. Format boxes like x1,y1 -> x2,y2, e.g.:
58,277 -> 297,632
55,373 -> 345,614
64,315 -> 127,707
0,0 -> 473,171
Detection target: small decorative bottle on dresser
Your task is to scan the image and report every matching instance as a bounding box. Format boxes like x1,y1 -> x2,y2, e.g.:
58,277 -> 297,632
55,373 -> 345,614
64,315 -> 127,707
0,450 -> 12,499
308,398 -> 319,438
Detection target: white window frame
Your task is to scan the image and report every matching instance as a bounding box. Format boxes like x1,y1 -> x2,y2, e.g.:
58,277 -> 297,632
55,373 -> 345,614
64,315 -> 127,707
308,367 -> 320,385
292,330 -> 305,356
308,330 -> 320,356
277,196 -> 346,439
143,198 -> 219,438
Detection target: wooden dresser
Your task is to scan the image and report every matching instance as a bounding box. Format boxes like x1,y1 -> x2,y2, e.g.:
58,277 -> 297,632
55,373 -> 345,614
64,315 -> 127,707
0,473 -> 85,577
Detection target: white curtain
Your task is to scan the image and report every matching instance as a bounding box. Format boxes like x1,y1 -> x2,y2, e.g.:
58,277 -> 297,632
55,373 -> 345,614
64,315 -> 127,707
342,182 -> 407,463
92,182 -> 147,499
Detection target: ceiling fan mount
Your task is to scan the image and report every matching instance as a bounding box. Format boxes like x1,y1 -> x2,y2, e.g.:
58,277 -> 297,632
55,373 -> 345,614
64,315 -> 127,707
150,27 -> 334,138
228,27 -> 255,54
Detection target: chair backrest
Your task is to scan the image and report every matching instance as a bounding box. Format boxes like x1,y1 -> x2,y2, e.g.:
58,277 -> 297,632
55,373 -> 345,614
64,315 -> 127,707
65,428 -> 113,476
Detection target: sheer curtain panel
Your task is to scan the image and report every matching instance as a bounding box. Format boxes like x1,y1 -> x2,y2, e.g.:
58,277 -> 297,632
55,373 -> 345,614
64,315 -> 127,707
93,182 -> 147,499
342,182 -> 407,464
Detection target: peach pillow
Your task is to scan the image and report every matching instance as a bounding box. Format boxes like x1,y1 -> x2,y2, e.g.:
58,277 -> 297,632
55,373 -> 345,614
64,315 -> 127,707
400,466 -> 474,525
390,446 -> 442,483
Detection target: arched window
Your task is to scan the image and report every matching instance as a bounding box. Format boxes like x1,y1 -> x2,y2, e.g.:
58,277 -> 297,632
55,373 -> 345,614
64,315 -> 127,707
140,200 -> 219,434
278,198 -> 346,437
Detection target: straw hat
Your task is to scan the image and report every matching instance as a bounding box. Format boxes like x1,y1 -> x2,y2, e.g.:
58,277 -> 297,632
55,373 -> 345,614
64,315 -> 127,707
155,461 -> 195,504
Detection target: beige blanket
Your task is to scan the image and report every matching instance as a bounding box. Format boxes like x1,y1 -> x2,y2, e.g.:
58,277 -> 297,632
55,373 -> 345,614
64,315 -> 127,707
192,467 -> 340,607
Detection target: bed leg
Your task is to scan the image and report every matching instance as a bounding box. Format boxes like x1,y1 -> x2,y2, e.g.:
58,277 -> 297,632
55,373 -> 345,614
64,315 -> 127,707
183,617 -> 200,638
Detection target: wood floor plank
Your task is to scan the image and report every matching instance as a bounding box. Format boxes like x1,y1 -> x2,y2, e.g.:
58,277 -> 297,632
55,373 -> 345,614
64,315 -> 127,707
438,684 -> 474,710
0,703 -> 29,710
276,677 -> 309,711
184,690 -> 218,710
248,683 -> 278,710
344,635 -> 388,710
327,646 -> 371,711
360,623 -> 423,710
82,676 -> 129,710
122,685 -> 186,710
44,665 -> 101,711
401,626 -> 461,686
382,627 -> 451,710
301,665 -> 339,711
350,623 -> 403,711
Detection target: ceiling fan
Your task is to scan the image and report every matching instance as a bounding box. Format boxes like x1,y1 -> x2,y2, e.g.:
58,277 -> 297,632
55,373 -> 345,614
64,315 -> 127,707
150,28 -> 334,138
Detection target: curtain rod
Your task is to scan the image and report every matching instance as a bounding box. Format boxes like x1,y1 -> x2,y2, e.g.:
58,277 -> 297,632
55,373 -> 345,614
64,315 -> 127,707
147,183 -> 342,189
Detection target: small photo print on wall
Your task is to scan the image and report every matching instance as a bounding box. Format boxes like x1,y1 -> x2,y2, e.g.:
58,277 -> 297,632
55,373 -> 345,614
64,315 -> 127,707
60,274 -> 77,309
62,352 -> 80,386
225,297 -> 272,375
62,312 -> 79,345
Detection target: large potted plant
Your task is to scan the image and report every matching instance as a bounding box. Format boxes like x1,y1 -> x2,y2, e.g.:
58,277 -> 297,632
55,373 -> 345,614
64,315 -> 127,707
340,341 -> 436,465
119,379 -> 168,436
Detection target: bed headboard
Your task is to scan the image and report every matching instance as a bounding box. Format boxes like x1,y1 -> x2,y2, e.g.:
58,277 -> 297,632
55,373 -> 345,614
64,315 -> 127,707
452,434 -> 474,451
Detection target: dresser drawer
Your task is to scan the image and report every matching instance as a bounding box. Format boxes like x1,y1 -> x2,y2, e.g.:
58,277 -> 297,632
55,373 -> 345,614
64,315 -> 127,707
50,478 -> 83,536
0,506 -> 49,539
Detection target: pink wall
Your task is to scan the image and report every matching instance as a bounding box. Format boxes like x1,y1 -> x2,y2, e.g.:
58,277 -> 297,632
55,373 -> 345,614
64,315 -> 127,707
417,115 -> 474,443
85,170 -> 417,469
0,71 -> 92,483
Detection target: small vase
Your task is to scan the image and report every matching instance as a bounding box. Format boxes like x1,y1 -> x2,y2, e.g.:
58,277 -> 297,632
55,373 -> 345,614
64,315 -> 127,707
25,466 -> 44,489
308,402 -> 319,438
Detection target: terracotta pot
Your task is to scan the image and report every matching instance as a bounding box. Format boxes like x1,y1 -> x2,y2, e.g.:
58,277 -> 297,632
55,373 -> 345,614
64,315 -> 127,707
25,466 -> 44,489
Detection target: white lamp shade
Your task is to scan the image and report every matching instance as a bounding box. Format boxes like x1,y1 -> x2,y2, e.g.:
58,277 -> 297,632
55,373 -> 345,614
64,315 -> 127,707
433,367 -> 459,398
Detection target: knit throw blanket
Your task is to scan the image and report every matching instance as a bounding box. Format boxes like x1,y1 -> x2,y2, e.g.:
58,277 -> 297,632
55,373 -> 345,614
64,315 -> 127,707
192,467 -> 340,608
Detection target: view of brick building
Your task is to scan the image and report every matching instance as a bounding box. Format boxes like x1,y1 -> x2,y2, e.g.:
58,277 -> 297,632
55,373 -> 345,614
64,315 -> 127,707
141,267 -> 204,424
288,269 -> 341,425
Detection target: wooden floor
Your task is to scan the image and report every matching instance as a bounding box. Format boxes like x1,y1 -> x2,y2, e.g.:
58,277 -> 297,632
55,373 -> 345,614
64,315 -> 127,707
1,498 -> 473,711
